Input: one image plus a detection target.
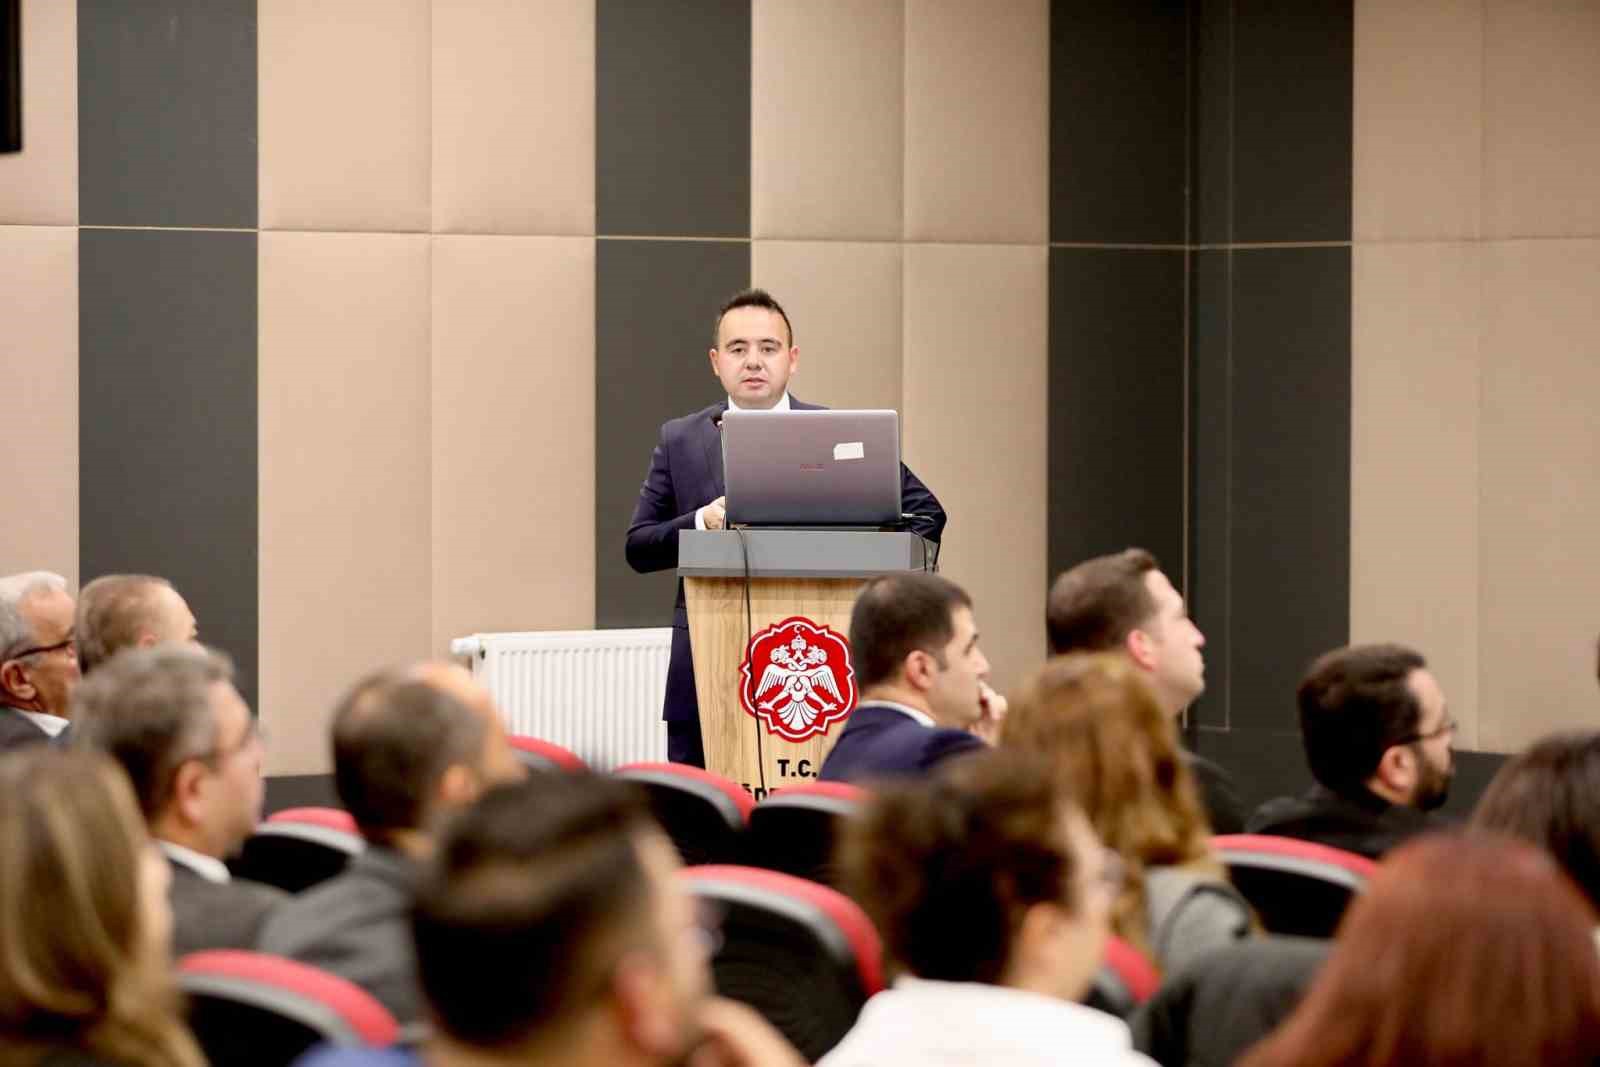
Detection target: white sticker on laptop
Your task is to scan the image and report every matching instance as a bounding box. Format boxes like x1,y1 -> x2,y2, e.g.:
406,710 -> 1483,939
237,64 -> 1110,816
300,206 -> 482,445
833,441 -> 865,461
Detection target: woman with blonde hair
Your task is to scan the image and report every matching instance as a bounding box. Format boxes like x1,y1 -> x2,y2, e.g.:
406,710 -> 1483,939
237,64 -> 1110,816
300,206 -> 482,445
0,747 -> 205,1067
1001,653 -> 1251,973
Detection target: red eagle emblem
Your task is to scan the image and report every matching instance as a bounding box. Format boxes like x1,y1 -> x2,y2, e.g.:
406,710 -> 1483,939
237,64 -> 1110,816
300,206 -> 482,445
739,616 -> 858,742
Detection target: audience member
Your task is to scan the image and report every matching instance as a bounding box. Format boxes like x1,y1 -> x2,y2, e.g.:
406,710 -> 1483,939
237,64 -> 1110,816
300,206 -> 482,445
258,663 -> 525,1026
1472,729 -> 1600,915
1248,643 -> 1453,858
818,750 -> 1151,1066
0,746 -> 205,1067
1002,654 -> 1252,974
1045,549 -> 1244,833
818,573 -> 991,782
297,773 -> 805,1067
0,570 -> 80,748
1237,835 -> 1600,1067
71,644 -> 285,956
75,574 -> 199,676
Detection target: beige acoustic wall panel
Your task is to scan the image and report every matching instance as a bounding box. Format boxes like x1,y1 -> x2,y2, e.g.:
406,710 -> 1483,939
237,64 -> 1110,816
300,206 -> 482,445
751,0 -> 903,240
0,0 -> 76,225
1478,240 -> 1600,752
0,227 -> 77,583
904,0 -> 1048,244
433,0 -> 595,235
1483,1 -> 1600,238
902,243 -> 1048,695
1351,243 -> 1481,748
259,233 -> 433,775
259,0 -> 431,232
1352,0 -> 1481,242
751,241 -> 902,411
430,236 -> 597,652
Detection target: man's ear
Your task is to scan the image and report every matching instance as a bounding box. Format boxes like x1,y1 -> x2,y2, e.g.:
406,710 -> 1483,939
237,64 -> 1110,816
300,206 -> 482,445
1125,628 -> 1157,671
611,953 -> 675,1056
169,758 -> 209,827
708,348 -> 721,377
137,631 -> 159,650
1373,745 -> 1414,793
436,763 -> 480,810
0,660 -> 36,702
902,649 -> 934,693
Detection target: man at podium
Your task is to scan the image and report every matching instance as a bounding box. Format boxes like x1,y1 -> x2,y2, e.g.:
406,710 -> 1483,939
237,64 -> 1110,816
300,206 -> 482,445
625,289 -> 947,767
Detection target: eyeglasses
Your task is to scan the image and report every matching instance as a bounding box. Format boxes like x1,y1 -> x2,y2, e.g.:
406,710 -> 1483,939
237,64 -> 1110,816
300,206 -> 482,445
7,636 -> 77,662
1399,716 -> 1458,745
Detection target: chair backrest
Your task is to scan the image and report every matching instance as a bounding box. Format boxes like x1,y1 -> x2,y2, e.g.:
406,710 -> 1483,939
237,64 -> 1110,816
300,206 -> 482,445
681,865 -> 883,1063
615,762 -> 754,866
507,734 -> 588,772
1083,934 -> 1162,1018
745,781 -> 866,887
1213,833 -> 1376,938
232,809 -> 365,894
179,950 -> 398,1065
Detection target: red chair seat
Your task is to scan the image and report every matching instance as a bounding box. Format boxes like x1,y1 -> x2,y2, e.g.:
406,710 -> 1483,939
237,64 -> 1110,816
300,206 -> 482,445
1213,834 -> 1376,938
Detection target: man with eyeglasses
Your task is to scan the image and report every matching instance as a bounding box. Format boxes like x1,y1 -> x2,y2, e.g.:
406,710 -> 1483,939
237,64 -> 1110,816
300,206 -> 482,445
1247,643 -> 1456,859
71,643 -> 285,954
0,571 -> 81,748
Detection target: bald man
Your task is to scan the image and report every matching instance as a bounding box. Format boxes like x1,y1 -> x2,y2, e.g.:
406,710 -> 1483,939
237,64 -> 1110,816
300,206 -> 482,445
76,574 -> 199,675
257,663 -> 525,1025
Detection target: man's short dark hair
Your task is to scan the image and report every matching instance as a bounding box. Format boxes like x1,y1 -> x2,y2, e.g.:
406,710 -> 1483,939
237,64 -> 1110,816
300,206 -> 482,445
840,750 -> 1080,984
1045,548 -> 1160,655
76,573 -> 174,674
331,670 -> 489,843
712,287 -> 793,348
849,573 -> 973,689
1298,643 -> 1428,793
70,644 -> 234,820
412,774 -> 659,1048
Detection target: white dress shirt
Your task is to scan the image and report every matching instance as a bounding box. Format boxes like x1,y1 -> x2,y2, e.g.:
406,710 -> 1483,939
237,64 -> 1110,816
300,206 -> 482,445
818,977 -> 1156,1067
695,390 -> 793,530
160,839 -> 232,884
19,710 -> 69,737
861,699 -> 936,728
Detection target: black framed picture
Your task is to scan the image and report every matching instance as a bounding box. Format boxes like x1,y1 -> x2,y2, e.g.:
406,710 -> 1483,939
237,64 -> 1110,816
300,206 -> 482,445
1,0 -> 19,154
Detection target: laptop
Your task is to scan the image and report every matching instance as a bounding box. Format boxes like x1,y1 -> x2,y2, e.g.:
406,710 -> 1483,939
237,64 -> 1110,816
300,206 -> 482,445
722,409 -> 903,526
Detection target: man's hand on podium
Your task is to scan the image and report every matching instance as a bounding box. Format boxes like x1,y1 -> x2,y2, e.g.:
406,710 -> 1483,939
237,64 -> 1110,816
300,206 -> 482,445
699,496 -> 728,531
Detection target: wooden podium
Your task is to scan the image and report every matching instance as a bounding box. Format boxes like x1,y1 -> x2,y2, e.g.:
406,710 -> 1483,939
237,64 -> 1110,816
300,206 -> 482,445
679,529 -> 929,797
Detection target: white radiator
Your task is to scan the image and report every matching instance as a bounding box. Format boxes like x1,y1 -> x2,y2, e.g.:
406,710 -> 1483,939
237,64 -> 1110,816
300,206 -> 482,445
450,628 -> 671,770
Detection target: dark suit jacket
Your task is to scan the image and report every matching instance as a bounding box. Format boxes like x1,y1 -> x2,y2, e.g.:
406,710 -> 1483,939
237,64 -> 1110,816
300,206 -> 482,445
818,702 -> 984,782
1185,751 -> 1247,835
256,846 -> 421,1024
1246,783 -> 1448,860
626,398 -> 947,723
0,705 -> 52,750
166,860 -> 288,958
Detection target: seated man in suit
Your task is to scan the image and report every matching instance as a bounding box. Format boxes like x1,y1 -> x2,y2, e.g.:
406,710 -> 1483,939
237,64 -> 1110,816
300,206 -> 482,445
1247,643 -> 1454,859
71,644 -> 286,955
75,572 -> 200,675
296,774 -> 805,1067
257,663 -> 525,1026
1046,548 -> 1246,833
0,571 -> 81,749
626,288 -> 946,767
819,572 -> 991,782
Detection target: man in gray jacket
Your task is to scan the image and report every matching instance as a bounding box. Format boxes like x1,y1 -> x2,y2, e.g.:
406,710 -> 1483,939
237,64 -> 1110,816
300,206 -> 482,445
257,662 -> 525,1026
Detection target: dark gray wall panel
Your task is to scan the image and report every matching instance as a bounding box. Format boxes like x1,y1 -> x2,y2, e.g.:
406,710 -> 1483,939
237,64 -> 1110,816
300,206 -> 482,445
595,239 -> 750,629
1230,0 -> 1352,242
1224,246 -> 1350,732
78,0 -> 257,228
1050,0 -> 1188,244
79,229 -> 258,712
1188,249 -> 1231,728
1190,0 -> 1232,245
1048,248 -> 1185,585
596,0 -> 750,238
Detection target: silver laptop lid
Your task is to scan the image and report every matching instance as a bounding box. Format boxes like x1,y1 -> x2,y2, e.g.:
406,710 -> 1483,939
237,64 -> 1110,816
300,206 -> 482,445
722,409 -> 902,526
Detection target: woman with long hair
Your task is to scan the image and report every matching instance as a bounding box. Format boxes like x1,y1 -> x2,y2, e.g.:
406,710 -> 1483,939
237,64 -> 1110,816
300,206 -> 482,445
1001,653 -> 1251,973
0,747 -> 205,1067
1239,834 -> 1600,1067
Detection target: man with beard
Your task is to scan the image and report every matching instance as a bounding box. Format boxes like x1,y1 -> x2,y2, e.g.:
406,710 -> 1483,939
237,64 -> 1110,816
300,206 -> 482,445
1248,643 -> 1455,859
297,774 -> 804,1067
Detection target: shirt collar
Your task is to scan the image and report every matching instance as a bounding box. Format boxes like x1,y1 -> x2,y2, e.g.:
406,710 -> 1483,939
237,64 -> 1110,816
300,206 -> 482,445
159,839 -> 232,884
726,391 -> 791,413
17,710 -> 69,737
861,699 -> 937,728
865,977 -> 1136,1056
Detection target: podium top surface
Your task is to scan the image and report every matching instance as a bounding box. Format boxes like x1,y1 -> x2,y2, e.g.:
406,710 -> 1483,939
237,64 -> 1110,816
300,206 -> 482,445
678,529 -> 930,578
